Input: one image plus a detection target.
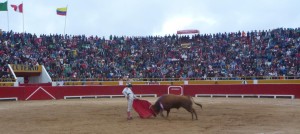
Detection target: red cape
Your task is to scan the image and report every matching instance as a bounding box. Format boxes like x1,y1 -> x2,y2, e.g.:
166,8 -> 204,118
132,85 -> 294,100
133,99 -> 155,118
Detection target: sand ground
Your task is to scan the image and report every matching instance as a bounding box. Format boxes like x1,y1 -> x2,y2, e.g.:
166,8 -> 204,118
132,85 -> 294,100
0,97 -> 299,134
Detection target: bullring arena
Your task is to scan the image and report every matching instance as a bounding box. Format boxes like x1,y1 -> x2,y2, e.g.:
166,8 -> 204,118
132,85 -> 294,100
1,80 -> 300,134
1,27 -> 300,133
0,97 -> 300,134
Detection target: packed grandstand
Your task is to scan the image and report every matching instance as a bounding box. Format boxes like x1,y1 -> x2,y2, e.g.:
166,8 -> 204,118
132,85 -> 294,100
0,28 -> 300,82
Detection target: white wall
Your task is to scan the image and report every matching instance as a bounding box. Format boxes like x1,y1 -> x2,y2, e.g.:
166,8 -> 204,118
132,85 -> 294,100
29,65 -> 52,83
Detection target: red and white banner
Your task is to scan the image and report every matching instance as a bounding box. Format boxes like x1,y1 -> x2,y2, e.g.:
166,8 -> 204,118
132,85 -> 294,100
11,3 -> 23,13
177,29 -> 199,34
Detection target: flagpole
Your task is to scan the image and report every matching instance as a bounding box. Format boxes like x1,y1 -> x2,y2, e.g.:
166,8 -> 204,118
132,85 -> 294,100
64,5 -> 67,35
7,0 -> 9,31
22,2 -> 24,33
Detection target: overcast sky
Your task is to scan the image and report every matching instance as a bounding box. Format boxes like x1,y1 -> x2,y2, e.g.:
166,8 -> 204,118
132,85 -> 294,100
1,0 -> 300,38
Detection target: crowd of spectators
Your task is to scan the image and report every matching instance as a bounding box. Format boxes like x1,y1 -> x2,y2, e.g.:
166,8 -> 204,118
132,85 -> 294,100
0,28 -> 300,81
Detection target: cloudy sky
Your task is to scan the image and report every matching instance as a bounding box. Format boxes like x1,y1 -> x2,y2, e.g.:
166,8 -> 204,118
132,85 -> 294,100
1,0 -> 299,38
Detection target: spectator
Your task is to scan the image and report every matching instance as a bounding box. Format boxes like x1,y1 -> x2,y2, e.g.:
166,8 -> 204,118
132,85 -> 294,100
0,28 -> 299,81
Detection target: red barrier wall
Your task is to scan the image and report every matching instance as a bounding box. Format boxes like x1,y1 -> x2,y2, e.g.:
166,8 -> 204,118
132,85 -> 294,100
183,85 -> 300,98
1,84 -> 300,100
0,87 -> 25,99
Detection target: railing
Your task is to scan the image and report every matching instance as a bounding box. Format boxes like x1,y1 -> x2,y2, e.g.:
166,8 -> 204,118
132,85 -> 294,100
0,78 -> 16,82
51,76 -> 300,82
1,76 -> 299,83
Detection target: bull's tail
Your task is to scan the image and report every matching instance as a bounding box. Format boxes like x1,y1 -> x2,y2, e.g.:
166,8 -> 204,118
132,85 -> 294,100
190,96 -> 202,109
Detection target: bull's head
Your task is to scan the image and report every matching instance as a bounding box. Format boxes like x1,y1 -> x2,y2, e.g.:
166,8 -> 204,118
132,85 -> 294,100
149,105 -> 158,117
150,104 -> 163,117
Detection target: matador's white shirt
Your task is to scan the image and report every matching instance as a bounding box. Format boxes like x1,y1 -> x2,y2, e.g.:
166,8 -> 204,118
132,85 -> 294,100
122,87 -> 135,99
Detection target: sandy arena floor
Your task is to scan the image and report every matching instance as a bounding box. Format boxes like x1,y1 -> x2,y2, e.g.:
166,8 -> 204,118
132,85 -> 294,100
0,97 -> 299,134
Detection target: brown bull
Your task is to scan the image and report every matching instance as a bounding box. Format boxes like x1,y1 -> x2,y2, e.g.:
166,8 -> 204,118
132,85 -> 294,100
150,94 -> 202,120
